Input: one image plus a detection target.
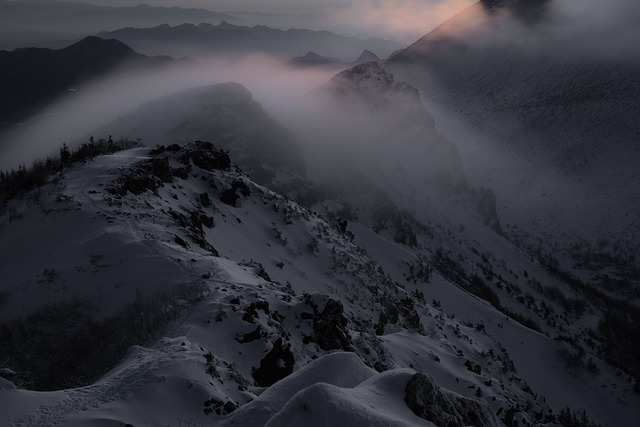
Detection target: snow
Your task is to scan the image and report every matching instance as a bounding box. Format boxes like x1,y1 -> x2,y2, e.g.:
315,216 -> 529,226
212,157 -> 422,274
262,370 -> 430,427
1,75 -> 639,427
220,352 -> 379,427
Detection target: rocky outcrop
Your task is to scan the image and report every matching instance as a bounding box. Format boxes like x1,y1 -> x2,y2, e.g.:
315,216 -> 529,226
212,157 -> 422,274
252,338 -> 295,387
108,157 -> 173,196
313,298 -> 352,351
317,62 -> 468,193
406,372 -> 498,427
321,62 -> 436,129
477,187 -> 503,235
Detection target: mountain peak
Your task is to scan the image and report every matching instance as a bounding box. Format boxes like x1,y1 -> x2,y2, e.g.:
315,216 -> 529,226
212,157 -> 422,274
0,36 -> 162,122
218,20 -> 238,30
322,62 -> 439,136
70,35 -> 133,50
289,51 -> 342,67
303,51 -> 324,59
60,36 -> 141,61
355,49 -> 380,64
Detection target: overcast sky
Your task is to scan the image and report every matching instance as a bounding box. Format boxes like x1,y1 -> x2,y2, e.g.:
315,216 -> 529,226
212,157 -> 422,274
76,0 -> 475,41
79,1 -> 450,14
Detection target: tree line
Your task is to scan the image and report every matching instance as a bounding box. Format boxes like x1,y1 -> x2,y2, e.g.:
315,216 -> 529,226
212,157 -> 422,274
0,137 -> 139,212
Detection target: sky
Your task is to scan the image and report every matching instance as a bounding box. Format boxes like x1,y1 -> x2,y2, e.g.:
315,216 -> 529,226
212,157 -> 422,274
77,0 -> 458,14
75,0 -> 476,41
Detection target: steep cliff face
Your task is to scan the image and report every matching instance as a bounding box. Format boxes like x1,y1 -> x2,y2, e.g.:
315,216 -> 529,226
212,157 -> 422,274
315,61 -> 467,194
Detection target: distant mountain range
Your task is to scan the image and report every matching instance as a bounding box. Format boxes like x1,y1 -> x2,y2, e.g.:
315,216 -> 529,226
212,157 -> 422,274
0,36 -> 171,123
0,1 -> 237,50
97,22 -> 403,60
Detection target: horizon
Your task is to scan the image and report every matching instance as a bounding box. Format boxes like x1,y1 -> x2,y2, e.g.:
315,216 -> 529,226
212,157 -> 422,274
2,0 -> 477,43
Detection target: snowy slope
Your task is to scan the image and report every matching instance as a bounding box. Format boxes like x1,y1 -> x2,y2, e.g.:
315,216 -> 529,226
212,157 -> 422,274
0,142 -> 505,426
384,0 -> 640,269
1,77 -> 639,427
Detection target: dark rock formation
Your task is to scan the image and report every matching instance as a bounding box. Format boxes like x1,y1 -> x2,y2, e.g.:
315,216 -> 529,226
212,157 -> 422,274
313,298 -> 352,351
405,373 -> 498,427
108,157 -> 173,196
477,187 -> 503,235
251,338 -> 295,387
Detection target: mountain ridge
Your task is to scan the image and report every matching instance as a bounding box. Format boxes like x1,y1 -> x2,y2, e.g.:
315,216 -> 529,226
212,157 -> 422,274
0,36 -> 172,123
97,21 -> 403,60
0,79 -> 638,425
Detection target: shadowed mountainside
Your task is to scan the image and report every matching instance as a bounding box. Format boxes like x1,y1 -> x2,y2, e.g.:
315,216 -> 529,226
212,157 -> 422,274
0,36 -> 172,123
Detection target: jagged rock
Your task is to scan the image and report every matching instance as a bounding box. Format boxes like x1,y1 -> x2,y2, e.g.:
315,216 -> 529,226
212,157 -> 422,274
251,338 -> 295,387
203,397 -> 238,416
174,236 -> 188,248
405,373 -> 498,427
322,62 -> 435,129
149,157 -> 174,183
242,300 -> 271,323
313,298 -> 352,351
220,188 -> 238,206
167,209 -> 218,255
477,187 -> 503,235
199,192 -> 212,207
220,179 -> 251,207
317,61 -> 468,193
189,143 -> 231,171
171,165 -> 191,179
108,157 -> 173,195
238,325 -> 263,344
380,297 -> 424,334
464,359 -> 482,375
375,312 -> 388,335
200,214 -> 214,228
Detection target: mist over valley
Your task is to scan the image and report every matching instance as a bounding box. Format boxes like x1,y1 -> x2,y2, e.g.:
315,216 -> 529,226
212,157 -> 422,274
1,1 -> 639,426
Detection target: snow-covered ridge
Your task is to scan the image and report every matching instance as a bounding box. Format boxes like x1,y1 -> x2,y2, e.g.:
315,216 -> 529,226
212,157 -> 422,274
1,78 -> 638,426
0,140 -> 505,426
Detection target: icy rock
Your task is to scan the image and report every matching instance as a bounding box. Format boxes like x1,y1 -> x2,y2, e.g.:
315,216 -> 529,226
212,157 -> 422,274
476,187 -> 503,235
405,373 -> 498,427
313,298 -> 352,351
252,338 -> 295,387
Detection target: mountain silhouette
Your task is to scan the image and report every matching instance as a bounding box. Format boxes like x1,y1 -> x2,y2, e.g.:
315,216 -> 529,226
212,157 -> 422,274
0,36 -> 171,123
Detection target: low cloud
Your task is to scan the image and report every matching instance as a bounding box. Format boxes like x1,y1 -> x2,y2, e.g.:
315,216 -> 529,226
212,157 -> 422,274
0,55 -> 337,171
444,0 -> 640,59
546,0 -> 640,59
326,0 -> 475,42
